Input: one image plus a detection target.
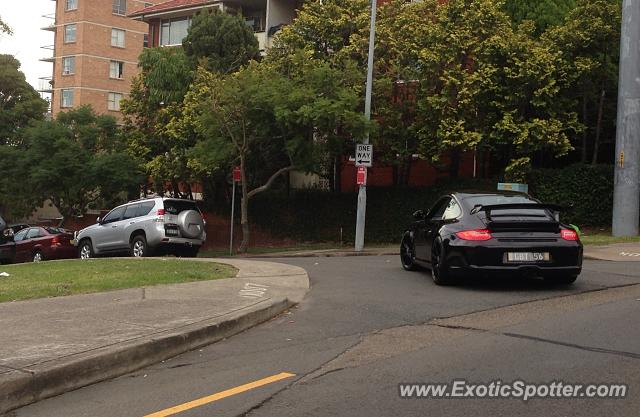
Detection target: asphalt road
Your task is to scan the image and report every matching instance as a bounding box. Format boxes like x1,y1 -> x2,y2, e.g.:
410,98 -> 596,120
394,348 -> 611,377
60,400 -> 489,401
12,256 -> 640,417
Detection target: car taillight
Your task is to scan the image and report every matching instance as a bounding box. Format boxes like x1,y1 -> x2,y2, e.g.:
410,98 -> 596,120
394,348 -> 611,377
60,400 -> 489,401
51,236 -> 60,245
561,229 -> 579,241
455,229 -> 492,241
157,209 -> 166,216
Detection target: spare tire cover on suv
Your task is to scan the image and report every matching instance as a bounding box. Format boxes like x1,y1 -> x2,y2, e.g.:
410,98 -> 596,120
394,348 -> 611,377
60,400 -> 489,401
178,210 -> 204,239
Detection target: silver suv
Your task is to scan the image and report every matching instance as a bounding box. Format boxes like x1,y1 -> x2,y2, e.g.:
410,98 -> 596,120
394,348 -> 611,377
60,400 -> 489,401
74,198 -> 206,259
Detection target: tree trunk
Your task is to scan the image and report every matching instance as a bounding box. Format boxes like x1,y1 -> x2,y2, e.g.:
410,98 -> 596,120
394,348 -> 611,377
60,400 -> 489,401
238,153 -> 250,254
592,88 -> 606,165
581,91 -> 588,163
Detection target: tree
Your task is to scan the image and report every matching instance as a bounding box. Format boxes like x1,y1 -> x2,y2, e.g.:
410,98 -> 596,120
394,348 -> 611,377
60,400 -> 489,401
183,9 -> 260,73
413,0 -> 579,177
181,56 -> 368,252
121,47 -> 194,196
0,55 -> 47,145
544,0 -> 621,164
504,0 -> 576,34
23,107 -> 144,219
0,17 -> 12,35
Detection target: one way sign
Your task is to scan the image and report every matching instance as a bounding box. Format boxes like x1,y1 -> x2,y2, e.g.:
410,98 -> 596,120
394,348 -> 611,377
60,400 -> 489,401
355,144 -> 373,167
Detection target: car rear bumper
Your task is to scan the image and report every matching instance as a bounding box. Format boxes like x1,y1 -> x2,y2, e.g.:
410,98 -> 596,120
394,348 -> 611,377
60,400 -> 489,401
443,238 -> 583,277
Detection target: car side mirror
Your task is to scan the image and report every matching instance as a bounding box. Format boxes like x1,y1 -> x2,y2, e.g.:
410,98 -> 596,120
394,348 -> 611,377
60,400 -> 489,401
413,210 -> 425,220
96,217 -> 102,224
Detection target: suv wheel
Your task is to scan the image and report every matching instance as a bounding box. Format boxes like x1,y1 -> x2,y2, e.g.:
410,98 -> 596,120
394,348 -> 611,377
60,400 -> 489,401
79,240 -> 94,259
131,235 -> 151,258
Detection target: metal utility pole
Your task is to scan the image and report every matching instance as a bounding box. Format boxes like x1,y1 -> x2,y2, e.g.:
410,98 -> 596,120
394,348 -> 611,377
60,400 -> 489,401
355,0 -> 377,252
613,0 -> 640,237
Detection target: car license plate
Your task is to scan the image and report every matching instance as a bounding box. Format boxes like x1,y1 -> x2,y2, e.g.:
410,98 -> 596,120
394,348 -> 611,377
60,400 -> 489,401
505,252 -> 550,263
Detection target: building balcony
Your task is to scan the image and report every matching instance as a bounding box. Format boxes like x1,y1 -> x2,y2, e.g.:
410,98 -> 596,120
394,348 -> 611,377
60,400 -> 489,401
40,45 -> 55,63
41,12 -> 56,31
38,76 -> 54,93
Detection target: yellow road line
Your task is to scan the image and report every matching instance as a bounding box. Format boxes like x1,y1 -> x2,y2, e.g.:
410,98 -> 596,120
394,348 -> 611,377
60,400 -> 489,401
144,372 -> 296,417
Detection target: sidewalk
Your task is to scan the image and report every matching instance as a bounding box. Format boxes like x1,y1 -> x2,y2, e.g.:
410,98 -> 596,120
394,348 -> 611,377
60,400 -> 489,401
583,242 -> 640,261
0,258 -> 309,414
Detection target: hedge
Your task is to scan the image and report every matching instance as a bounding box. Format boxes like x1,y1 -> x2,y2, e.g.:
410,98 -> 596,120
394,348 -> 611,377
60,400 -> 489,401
247,164 -> 614,244
527,164 -> 613,227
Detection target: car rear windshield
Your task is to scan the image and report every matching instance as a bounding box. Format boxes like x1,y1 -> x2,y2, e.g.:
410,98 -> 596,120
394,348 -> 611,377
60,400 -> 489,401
163,200 -> 199,215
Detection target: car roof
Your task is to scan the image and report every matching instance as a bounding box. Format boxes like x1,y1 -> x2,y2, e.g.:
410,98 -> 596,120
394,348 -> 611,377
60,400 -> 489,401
453,191 -> 532,199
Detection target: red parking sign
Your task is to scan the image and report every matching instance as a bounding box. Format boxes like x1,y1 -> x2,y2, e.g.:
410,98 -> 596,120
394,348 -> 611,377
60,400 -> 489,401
356,166 -> 367,186
233,166 -> 241,182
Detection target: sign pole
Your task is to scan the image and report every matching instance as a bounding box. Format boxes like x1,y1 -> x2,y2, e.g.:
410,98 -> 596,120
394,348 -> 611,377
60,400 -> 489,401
230,166 -> 240,255
355,0 -> 377,252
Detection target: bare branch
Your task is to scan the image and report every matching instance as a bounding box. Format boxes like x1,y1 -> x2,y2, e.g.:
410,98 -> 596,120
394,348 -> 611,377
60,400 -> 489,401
247,166 -> 295,199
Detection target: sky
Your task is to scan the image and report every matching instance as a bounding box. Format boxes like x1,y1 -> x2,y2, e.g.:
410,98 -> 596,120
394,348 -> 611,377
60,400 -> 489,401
0,1 -> 56,91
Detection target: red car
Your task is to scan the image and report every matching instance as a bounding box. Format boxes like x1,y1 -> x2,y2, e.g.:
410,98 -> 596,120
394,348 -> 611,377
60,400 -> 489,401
0,226 -> 77,264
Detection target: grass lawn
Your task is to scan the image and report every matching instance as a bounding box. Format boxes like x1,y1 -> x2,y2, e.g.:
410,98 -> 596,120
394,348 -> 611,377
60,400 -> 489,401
0,259 -> 237,303
579,234 -> 640,246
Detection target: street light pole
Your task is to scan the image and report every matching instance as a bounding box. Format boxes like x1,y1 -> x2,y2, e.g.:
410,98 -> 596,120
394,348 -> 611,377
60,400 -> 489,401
612,0 -> 640,236
355,0 -> 377,252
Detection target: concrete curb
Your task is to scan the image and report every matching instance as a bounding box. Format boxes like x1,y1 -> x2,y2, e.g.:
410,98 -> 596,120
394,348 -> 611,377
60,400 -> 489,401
0,261 -> 308,414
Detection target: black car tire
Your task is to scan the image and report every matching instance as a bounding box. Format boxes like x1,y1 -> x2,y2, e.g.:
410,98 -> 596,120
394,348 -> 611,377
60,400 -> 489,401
545,275 -> 578,285
78,240 -> 94,260
431,239 -> 452,286
400,233 -> 418,271
130,235 -> 151,258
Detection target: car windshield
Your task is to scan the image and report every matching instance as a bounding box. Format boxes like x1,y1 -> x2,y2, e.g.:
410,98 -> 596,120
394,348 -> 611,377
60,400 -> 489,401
163,200 -> 199,215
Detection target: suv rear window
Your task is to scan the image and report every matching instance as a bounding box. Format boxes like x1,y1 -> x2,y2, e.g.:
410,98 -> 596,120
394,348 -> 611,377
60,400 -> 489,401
163,200 -> 199,215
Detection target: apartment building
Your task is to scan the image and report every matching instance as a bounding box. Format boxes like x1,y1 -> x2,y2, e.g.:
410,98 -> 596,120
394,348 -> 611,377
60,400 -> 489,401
129,0 -> 302,52
40,0 -> 158,119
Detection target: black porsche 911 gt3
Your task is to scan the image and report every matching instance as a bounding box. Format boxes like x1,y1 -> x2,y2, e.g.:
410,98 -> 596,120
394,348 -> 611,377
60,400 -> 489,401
400,192 -> 583,286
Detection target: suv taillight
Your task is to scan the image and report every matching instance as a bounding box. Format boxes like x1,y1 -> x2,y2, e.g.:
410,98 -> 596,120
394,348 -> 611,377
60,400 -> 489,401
561,229 -> 579,241
157,209 -> 166,215
455,229 -> 492,241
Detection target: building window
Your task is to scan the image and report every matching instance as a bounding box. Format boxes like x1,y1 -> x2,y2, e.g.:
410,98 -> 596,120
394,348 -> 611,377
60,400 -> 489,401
110,61 -> 124,79
112,0 -> 126,16
64,24 -> 76,43
111,28 -> 125,48
160,17 -> 191,46
61,89 -> 74,108
108,92 -> 123,111
62,56 -> 75,75
143,33 -> 149,48
65,0 -> 78,11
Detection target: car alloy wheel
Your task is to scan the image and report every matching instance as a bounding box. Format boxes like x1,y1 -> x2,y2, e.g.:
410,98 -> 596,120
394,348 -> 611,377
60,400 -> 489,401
400,235 -> 417,271
80,244 -> 92,259
132,240 -> 145,257
33,252 -> 43,263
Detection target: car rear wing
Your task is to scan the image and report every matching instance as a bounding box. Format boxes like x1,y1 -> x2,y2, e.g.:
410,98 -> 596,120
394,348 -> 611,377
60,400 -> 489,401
470,203 -> 563,222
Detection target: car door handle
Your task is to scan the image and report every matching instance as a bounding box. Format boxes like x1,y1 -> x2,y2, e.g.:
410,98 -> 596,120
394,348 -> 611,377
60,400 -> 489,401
111,225 -> 118,228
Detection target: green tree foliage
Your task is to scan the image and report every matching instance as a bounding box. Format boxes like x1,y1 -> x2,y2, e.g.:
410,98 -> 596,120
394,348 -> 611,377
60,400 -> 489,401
183,9 -> 260,73
0,17 -> 12,35
504,0 -> 576,34
11,107 -> 143,219
121,47 -> 194,196
0,55 -> 47,145
412,0 -> 578,175
180,56 -> 369,251
544,0 -> 621,164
